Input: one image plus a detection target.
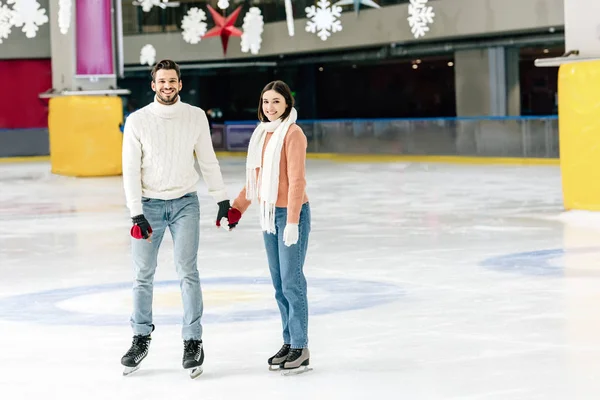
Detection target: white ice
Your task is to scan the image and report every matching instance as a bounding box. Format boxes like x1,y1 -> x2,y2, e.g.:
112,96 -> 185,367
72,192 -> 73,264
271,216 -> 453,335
1,158 -> 600,399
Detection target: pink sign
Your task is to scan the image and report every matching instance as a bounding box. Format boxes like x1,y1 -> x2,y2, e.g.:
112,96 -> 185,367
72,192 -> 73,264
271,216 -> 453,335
76,0 -> 114,76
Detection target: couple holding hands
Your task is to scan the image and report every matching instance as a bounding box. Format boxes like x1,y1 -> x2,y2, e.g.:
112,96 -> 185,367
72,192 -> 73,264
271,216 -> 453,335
120,59 -> 311,378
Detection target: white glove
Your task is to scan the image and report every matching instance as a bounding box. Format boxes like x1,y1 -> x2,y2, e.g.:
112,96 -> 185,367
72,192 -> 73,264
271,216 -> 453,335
283,223 -> 299,247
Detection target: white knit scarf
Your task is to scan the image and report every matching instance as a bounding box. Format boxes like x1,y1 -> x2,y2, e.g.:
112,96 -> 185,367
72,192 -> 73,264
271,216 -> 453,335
245,107 -> 298,234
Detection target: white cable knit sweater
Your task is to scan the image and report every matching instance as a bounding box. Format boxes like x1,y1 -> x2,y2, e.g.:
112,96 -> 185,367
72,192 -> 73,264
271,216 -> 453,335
122,97 -> 227,217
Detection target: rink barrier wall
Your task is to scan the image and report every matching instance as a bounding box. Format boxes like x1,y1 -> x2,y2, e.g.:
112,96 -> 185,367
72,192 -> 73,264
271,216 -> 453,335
0,128 -> 49,158
0,115 -> 559,165
298,116 -> 559,160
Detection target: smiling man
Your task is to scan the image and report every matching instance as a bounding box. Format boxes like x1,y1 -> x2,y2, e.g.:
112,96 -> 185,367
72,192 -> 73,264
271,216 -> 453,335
120,59 -> 232,378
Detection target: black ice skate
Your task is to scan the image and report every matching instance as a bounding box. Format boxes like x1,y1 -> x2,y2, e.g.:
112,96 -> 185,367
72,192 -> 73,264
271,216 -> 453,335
268,344 -> 290,371
182,339 -> 204,379
280,348 -> 312,376
121,325 -> 155,376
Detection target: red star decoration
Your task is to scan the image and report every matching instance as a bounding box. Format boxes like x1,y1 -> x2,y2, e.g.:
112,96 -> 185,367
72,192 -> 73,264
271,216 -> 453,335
203,5 -> 243,55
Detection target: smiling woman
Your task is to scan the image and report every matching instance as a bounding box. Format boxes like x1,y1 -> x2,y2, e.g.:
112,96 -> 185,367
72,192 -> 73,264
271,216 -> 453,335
259,81 -> 294,122
228,80 -> 314,374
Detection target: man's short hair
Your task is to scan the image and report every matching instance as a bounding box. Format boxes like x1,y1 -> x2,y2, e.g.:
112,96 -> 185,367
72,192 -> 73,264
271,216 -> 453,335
151,59 -> 181,82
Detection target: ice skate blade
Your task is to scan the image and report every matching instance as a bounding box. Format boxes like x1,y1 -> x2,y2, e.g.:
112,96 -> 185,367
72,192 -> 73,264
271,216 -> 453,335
281,366 -> 312,376
268,365 -> 281,371
122,365 -> 140,376
188,366 -> 203,379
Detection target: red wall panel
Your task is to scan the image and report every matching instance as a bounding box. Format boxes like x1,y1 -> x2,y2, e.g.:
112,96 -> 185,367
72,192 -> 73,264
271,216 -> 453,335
0,59 -> 52,129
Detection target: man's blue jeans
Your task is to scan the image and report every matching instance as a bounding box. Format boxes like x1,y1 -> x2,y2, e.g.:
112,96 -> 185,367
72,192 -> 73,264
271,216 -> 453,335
130,192 -> 203,340
263,203 -> 311,349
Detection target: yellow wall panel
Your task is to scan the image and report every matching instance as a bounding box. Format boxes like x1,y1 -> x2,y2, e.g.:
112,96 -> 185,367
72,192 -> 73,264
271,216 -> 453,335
48,96 -> 123,177
558,61 -> 600,210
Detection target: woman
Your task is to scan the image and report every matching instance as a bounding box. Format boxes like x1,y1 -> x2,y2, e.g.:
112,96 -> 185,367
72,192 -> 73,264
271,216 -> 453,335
228,80 -> 311,373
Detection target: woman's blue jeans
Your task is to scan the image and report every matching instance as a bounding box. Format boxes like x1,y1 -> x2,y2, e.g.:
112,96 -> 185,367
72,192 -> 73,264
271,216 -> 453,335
262,202 -> 311,349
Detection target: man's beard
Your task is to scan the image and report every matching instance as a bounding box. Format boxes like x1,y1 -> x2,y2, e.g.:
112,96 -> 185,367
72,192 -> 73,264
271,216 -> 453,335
157,90 -> 179,105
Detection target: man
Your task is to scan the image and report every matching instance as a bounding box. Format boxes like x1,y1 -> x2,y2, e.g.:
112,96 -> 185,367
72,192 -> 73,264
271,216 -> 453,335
120,59 -> 231,378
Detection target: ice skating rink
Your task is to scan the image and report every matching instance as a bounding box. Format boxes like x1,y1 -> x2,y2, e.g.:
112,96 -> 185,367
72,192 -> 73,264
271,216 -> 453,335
2,157 -> 600,400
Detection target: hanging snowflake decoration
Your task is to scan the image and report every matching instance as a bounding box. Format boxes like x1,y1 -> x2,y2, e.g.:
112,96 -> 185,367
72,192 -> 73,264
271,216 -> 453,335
8,0 -> 49,39
57,0 -> 71,35
0,1 -> 13,43
135,0 -> 169,13
181,7 -> 207,44
241,7 -> 263,55
217,0 -> 229,10
407,0 -> 434,39
305,0 -> 342,41
140,44 -> 156,66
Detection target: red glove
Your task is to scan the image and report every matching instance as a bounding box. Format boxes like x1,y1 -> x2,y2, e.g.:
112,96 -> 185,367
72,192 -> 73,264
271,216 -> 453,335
228,208 -> 242,229
131,214 -> 153,239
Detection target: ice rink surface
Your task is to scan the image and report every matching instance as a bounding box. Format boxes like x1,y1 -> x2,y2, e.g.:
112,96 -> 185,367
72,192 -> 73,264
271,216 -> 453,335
2,157 -> 600,399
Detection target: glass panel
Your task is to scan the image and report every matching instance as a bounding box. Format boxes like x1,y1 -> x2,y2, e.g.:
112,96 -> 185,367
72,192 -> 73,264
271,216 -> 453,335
291,117 -> 559,157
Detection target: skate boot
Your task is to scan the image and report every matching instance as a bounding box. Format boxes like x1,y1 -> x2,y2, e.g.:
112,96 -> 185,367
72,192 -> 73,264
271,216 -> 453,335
268,344 -> 290,371
280,348 -> 312,376
182,339 -> 204,379
121,324 -> 155,376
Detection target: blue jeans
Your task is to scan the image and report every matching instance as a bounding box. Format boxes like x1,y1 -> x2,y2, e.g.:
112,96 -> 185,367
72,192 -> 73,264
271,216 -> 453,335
263,202 -> 311,349
130,192 -> 203,340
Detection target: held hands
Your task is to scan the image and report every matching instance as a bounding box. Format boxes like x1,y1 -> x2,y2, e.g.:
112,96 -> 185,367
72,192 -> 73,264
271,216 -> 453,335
283,223 -> 299,247
227,208 -> 242,229
216,200 -> 231,227
216,200 -> 242,230
214,201 -> 294,240
131,214 -> 153,242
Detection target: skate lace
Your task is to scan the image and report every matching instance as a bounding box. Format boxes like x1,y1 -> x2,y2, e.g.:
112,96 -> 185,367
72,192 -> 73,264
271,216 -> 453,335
286,348 -> 302,361
184,340 -> 200,356
275,344 -> 290,358
125,335 -> 149,357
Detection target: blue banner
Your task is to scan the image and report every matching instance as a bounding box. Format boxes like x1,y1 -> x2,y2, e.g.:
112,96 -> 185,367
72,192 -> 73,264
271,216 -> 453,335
225,123 -> 257,151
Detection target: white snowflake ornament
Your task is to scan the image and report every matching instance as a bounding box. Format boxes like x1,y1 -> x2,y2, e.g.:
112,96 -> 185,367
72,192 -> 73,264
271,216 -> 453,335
0,1 -> 13,43
8,0 -> 48,38
137,0 -> 169,13
305,0 -> 342,41
181,7 -> 207,44
58,0 -> 71,35
140,44 -> 156,66
241,7 -> 263,55
407,0 -> 434,39
217,0 -> 229,10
